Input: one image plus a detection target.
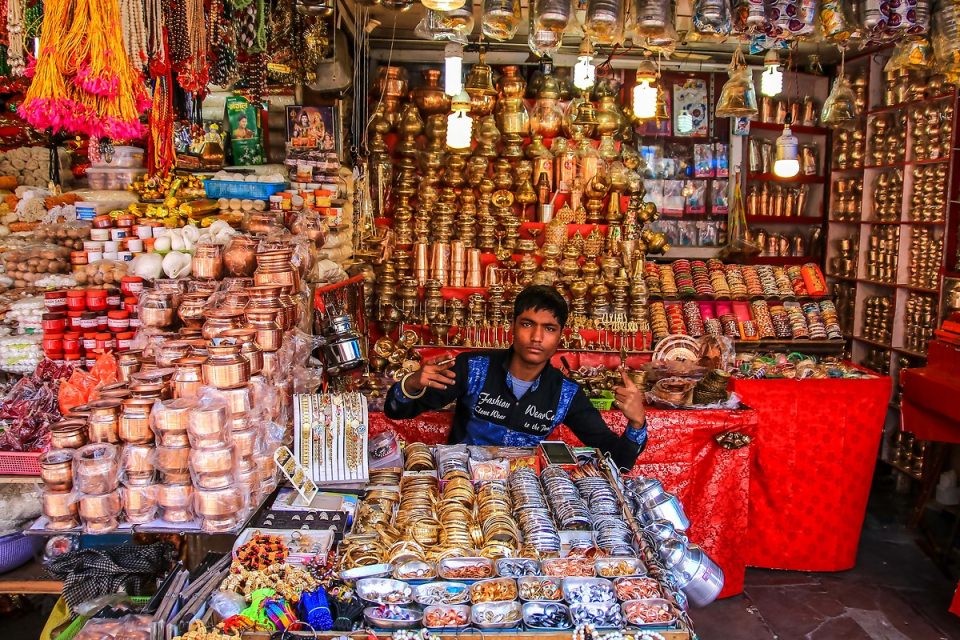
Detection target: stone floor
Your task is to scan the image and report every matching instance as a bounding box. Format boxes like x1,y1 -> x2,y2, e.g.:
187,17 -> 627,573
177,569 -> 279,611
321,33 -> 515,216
4,471 -> 960,639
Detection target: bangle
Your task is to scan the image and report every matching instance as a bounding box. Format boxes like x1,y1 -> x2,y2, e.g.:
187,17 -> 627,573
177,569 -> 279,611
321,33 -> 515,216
400,372 -> 427,400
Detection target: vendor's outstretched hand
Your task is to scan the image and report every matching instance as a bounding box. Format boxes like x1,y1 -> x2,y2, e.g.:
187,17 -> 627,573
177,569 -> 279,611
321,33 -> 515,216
404,356 -> 457,394
614,369 -> 646,426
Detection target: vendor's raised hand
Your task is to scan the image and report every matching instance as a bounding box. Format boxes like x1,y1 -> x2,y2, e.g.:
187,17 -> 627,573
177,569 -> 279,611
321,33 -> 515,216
404,356 -> 457,394
614,369 -> 646,426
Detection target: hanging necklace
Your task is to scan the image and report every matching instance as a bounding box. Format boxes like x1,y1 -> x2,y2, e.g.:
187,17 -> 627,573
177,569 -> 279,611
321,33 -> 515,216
6,0 -> 25,76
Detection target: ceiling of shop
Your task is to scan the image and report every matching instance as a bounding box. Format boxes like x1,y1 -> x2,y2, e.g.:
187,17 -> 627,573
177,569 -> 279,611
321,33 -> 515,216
339,0 -> 847,68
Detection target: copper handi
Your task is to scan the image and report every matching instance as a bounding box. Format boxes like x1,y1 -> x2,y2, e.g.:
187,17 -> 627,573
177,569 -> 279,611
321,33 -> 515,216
261,350 -> 278,378
245,307 -> 283,352
50,419 -> 88,449
192,244 -> 224,280
155,445 -> 191,481
153,398 -> 196,447
278,292 -> 299,330
187,404 -> 230,449
202,338 -> 250,389
156,340 -> 193,368
178,293 -> 209,329
79,491 -> 121,533
128,381 -> 165,400
223,236 -> 259,277
179,327 -> 204,339
254,451 -> 277,485
98,381 -> 131,401
172,356 -> 206,399
219,386 -> 252,417
66,403 -> 93,420
231,427 -> 258,459
74,443 -> 120,494
194,486 -> 244,532
122,443 -> 156,485
118,351 -> 142,382
202,308 -> 245,340
221,328 -> 263,375
139,291 -> 176,328
118,397 -> 156,444
190,445 -> 235,489
122,484 -> 158,524
246,284 -> 282,307
254,266 -> 298,289
236,466 -> 258,500
87,398 -> 122,444
39,449 -> 74,491
157,483 -> 194,522
42,491 -> 79,529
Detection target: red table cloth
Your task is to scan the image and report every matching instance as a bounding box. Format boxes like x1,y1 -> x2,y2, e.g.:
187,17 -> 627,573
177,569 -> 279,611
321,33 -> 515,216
368,407 -> 757,599
730,375 -> 891,571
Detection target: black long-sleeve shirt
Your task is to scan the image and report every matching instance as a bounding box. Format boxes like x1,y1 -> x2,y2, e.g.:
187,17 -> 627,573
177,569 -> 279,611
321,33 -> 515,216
384,349 -> 647,470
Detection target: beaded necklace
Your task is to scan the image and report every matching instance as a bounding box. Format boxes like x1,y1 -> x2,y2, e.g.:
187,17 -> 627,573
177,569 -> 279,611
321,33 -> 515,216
120,0 -> 149,70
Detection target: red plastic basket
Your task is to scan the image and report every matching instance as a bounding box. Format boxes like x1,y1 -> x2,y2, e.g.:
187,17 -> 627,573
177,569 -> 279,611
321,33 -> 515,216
0,451 -> 42,475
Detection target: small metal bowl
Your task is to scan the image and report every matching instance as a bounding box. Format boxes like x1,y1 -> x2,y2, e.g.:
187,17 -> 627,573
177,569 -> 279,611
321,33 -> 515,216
622,598 -> 678,628
562,576 -> 616,605
518,576 -> 564,602
362,605 -> 423,630
496,558 -> 541,578
542,557 -> 596,577
522,601 -> 572,630
471,601 -> 523,630
470,577 -> 518,604
340,563 -> 392,583
414,581 -> 471,606
355,577 -> 413,605
438,556 -> 494,581
595,556 -> 646,578
423,604 -> 471,630
393,559 -> 436,581
570,602 -> 625,630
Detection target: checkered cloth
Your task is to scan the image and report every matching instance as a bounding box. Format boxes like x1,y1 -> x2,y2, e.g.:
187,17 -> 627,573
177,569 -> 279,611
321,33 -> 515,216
46,542 -> 175,612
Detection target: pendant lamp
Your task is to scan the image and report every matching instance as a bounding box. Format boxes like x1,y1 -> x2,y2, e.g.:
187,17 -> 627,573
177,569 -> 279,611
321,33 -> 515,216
716,47 -> 758,118
760,48 -> 783,97
773,117 -> 800,178
447,90 -> 473,149
821,51 -> 859,129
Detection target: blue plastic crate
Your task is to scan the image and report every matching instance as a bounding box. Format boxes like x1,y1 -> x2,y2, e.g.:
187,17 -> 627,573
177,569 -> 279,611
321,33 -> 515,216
203,179 -> 287,200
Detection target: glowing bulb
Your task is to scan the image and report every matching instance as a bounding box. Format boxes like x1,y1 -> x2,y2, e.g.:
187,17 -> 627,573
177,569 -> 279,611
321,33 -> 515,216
773,123 -> 800,178
573,56 -> 595,91
633,80 -> 658,120
760,49 -> 782,97
444,42 -> 463,96
447,90 -> 472,149
677,109 -> 694,134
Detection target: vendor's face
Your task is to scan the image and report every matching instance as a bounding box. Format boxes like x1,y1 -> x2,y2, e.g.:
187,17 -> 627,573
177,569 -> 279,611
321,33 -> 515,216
512,308 -> 562,367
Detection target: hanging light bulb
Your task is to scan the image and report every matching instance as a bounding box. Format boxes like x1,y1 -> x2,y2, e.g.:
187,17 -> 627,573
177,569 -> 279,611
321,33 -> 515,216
773,117 -> 800,178
677,107 -> 694,134
421,0 -> 465,11
573,40 -> 596,91
444,42 -> 463,96
760,48 -> 782,97
632,57 -> 658,120
447,90 -> 473,149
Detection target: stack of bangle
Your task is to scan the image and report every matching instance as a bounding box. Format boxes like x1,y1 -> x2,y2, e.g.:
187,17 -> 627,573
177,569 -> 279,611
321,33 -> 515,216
400,372 -> 426,399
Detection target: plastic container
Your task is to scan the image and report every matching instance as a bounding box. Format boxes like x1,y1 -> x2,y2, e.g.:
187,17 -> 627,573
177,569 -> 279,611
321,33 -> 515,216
92,146 -> 145,168
86,167 -> 148,190
203,179 -> 287,200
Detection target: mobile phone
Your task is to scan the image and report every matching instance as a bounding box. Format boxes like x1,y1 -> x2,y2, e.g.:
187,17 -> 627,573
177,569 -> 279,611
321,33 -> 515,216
538,440 -> 577,465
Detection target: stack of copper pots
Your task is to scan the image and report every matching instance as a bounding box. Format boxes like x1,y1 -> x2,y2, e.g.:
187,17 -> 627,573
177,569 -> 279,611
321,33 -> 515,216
186,398 -> 247,532
39,448 -> 78,530
246,285 -> 286,376
74,443 -> 122,533
152,397 -> 195,523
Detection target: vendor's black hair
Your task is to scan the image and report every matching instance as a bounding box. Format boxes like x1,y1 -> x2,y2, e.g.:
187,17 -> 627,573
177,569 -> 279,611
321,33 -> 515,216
513,285 -> 569,327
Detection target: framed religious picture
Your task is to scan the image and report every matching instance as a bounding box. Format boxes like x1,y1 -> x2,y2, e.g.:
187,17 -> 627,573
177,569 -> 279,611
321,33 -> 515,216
285,104 -> 340,155
672,77 -> 709,138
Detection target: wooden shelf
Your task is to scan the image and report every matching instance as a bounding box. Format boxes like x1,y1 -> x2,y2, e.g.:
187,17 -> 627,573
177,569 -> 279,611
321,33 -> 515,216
912,157 -> 951,165
747,172 -> 826,184
896,346 -> 929,359
867,92 -> 957,115
748,121 -> 831,135
863,162 -> 907,169
749,256 -> 814,265
853,335 -> 893,350
745,215 -> 823,224
0,559 -> 61,595
831,166 -> 865,173
827,273 -> 858,283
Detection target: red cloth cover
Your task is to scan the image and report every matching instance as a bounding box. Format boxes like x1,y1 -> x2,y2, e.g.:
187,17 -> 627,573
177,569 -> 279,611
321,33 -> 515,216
951,581 -> 960,617
730,375 -> 891,571
368,407 -> 757,599
900,368 -> 960,443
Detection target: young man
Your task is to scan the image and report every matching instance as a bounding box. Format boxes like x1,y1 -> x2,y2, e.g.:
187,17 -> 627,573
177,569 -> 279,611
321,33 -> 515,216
384,285 -> 648,469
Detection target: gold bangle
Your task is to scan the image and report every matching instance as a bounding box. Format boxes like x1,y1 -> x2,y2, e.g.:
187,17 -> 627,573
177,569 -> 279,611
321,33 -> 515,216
400,372 -> 427,400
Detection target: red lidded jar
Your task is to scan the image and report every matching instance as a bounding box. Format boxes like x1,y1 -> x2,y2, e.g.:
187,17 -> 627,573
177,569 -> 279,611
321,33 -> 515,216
116,331 -> 134,351
63,332 -> 81,354
120,276 -> 144,296
122,296 -> 139,312
97,314 -> 109,330
82,332 -> 98,351
107,310 -> 130,332
86,289 -> 108,312
42,312 -> 67,334
79,312 -> 98,331
106,288 -> 121,310
42,334 -> 63,354
45,290 -> 68,313
68,311 -> 84,330
67,290 -> 87,312
96,332 -> 116,351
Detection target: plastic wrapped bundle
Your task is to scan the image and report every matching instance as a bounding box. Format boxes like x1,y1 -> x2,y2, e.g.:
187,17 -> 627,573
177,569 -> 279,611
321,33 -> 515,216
732,0 -> 767,32
818,0 -> 857,43
692,0 -> 732,38
858,0 -> 931,43
481,0 -> 522,40
584,0 -> 627,45
632,0 -> 678,51
765,0 -> 817,39
932,1 -> 960,73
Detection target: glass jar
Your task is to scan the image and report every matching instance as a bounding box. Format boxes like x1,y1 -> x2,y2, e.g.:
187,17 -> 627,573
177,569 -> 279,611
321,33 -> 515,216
481,0 -> 522,40
584,0 -> 625,45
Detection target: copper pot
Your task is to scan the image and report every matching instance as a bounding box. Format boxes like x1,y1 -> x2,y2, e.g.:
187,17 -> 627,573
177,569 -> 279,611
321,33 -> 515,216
51,419 -> 88,449
39,449 -> 74,491
122,484 -> 157,524
66,403 -> 93,420
413,68 -> 452,115
139,291 -> 176,329
254,266 -> 298,289
191,445 -> 235,489
202,308 -> 245,340
156,340 -> 193,368
119,398 -> 156,444
79,491 -> 121,533
74,443 -> 120,494
220,328 -> 263,375
157,483 -> 194,522
261,350 -> 279,378
236,466 -> 258,500
179,327 -> 204,339
245,308 -> 283,352
232,427 -> 258,459
223,236 -> 259,277
122,443 -> 156,485
194,487 -> 244,532
247,285 -> 282,307
172,355 -> 206,399
246,212 -> 282,234
187,403 -> 230,449
42,491 -> 79,529
153,398 -> 196,447
118,351 -> 142,382
192,244 -> 224,280
219,386 -> 252,417
178,293 -> 209,329
278,293 -> 299,330
155,445 -> 191,485
128,381 -> 165,400
99,387 -> 131,401
202,338 -> 250,389
254,451 -> 277,485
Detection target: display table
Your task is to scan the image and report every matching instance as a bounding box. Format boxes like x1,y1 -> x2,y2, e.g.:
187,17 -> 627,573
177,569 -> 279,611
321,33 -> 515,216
730,375 -> 891,572
369,407 -> 758,599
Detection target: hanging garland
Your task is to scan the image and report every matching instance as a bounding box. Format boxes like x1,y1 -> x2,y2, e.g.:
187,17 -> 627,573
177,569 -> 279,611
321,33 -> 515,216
6,0 -> 24,76
176,0 -> 208,94
120,0 -> 149,72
